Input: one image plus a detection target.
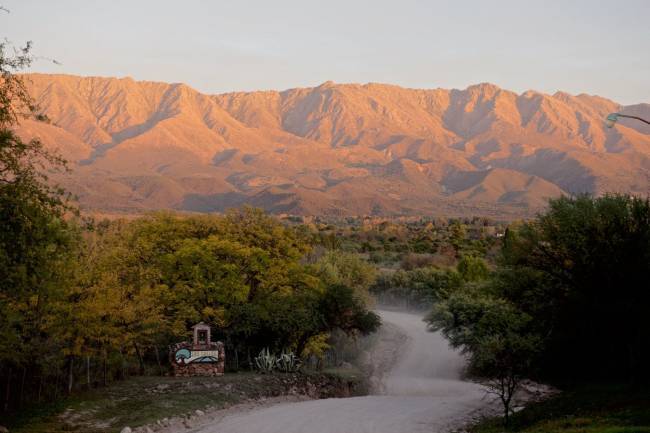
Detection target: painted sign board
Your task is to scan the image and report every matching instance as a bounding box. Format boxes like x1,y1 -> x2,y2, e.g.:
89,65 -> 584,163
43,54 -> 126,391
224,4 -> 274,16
174,349 -> 220,364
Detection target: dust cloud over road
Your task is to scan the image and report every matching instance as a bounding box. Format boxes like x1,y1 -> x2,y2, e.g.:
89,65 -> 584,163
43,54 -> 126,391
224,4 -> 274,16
193,310 -> 488,433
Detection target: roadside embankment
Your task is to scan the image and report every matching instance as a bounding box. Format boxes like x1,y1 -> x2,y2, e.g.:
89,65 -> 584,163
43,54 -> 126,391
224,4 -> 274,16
6,370 -> 366,433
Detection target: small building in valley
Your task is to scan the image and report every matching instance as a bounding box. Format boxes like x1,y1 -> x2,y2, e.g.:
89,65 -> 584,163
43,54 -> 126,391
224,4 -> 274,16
170,322 -> 225,376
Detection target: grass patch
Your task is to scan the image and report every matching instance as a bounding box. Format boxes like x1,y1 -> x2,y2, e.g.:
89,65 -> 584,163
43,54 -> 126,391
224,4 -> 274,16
471,384 -> 650,433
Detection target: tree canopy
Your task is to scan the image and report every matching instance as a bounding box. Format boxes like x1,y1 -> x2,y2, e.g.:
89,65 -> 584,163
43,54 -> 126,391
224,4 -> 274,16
425,194 -> 650,423
501,194 -> 650,383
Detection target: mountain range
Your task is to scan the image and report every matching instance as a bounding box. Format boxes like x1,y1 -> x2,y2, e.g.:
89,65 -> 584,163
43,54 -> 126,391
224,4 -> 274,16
17,74 -> 650,217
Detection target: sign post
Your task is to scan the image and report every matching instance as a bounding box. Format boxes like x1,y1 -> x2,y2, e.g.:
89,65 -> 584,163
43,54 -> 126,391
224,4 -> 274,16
170,322 -> 225,376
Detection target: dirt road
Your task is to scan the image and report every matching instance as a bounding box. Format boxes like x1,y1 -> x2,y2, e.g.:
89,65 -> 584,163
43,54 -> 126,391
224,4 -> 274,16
191,310 -> 488,433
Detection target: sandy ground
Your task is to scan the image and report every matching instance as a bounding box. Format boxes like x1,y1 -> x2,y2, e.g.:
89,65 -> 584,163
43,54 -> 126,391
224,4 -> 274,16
171,310 -> 494,433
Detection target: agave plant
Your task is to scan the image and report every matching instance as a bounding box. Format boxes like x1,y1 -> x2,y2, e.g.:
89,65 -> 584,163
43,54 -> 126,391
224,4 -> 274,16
276,350 -> 301,373
254,347 -> 276,373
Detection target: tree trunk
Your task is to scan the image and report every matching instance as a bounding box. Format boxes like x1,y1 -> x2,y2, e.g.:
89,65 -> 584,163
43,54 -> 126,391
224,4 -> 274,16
37,375 -> 43,403
500,374 -> 517,426
119,349 -> 126,379
3,367 -> 12,412
133,342 -> 145,376
103,350 -> 108,386
53,372 -> 59,401
86,356 -> 91,389
295,334 -> 310,360
19,367 -> 26,407
67,356 -> 74,395
154,345 -> 163,376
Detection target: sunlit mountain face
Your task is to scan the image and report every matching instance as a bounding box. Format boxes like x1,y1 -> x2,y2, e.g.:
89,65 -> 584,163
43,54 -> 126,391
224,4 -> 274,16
19,74 -> 650,217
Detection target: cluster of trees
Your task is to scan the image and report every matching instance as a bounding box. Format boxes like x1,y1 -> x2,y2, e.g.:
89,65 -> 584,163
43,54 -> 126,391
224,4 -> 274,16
370,255 -> 490,308
77,211 -> 379,369
426,195 -> 650,423
0,206 -> 381,412
0,43 -> 379,413
306,216 -> 503,263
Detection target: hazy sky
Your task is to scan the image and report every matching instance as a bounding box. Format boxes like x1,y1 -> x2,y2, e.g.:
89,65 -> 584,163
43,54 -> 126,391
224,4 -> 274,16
2,0 -> 649,104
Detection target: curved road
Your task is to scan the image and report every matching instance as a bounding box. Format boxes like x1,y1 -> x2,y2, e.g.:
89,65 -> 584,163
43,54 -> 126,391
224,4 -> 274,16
194,310 -> 488,433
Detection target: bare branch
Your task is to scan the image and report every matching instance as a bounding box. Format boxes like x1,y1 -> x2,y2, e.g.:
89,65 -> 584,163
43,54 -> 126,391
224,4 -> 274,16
33,55 -> 62,66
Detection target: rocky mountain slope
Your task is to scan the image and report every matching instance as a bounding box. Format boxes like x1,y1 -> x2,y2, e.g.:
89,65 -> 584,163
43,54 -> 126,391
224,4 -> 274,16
18,74 -> 650,216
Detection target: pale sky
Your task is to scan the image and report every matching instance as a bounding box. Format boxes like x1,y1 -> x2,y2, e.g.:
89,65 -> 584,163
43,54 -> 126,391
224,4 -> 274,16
2,0 -> 649,104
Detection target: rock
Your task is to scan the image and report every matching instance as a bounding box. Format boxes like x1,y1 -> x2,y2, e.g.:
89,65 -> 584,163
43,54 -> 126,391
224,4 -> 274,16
195,409 -> 205,416
120,428 -> 132,433
144,428 -> 154,433
0,425 -> 9,433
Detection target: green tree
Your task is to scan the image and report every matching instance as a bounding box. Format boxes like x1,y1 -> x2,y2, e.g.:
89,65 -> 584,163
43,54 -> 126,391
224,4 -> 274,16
448,220 -> 467,254
457,255 -> 490,282
426,287 -> 542,424
0,35 -> 78,409
502,194 -> 650,383
312,250 -> 377,306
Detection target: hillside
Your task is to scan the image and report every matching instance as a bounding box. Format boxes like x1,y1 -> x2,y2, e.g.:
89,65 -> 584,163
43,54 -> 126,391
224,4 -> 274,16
18,74 -> 650,216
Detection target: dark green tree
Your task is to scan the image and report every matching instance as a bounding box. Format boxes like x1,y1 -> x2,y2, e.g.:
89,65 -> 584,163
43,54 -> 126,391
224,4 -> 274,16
457,255 -> 490,282
501,194 -> 650,383
0,35 -> 77,410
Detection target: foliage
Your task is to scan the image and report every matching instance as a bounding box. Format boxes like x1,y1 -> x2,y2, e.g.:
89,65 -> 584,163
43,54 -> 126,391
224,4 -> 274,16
426,194 -> 650,425
303,216 -> 503,261
254,348 -> 277,373
427,287 -> 542,424
1,206 -> 381,412
457,255 -> 490,282
253,348 -> 301,374
500,194 -> 650,384
79,211 -> 378,372
276,350 -> 301,373
311,250 -> 377,306
300,333 -> 331,361
399,253 -> 437,270
370,263 -> 470,309
0,32 -> 82,412
317,284 -> 381,337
